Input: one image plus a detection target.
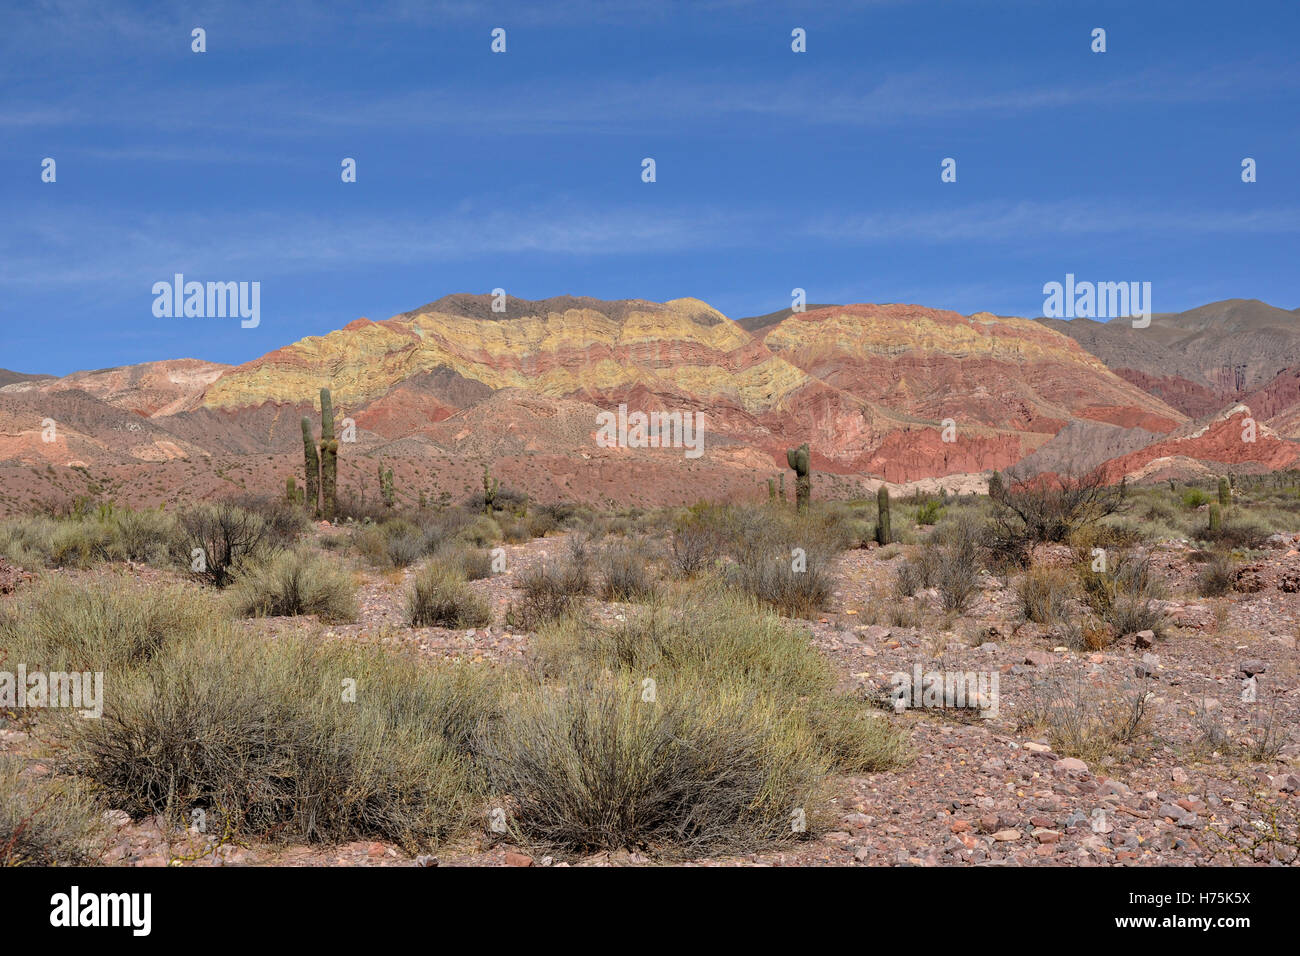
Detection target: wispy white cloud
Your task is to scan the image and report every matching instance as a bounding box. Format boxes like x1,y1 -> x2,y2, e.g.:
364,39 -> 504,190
810,200 -> 1300,243
0,200 -> 755,288
4,196 -> 1296,294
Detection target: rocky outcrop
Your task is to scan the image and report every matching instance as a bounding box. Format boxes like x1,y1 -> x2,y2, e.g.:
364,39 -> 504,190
1093,405 -> 1300,484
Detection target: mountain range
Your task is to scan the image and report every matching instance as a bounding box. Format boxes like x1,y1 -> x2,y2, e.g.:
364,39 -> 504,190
2,295 -> 1297,513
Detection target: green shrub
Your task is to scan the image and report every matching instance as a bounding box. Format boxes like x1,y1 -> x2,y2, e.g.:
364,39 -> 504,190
914,499 -> 944,525
482,670 -> 826,855
229,548 -> 359,623
0,576 -> 220,674
1016,565 -> 1074,625
63,632 -> 492,851
535,590 -> 910,777
599,540 -> 658,602
407,563 -> 492,628
0,755 -> 105,866
456,515 -> 502,547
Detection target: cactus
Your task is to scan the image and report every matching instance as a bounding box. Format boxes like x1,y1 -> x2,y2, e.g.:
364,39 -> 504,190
786,443 -> 810,512
1119,475 -> 1128,499
778,472 -> 786,502
1208,502 -> 1221,532
876,485 -> 892,545
483,464 -> 498,514
378,464 -> 395,508
1218,476 -> 1231,507
767,477 -> 776,501
285,475 -> 300,503
318,388 -> 339,521
419,491 -> 427,510
300,417 -> 320,516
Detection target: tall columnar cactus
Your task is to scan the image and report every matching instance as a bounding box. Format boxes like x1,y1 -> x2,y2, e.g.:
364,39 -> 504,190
767,477 -> 776,501
483,464 -> 498,514
786,443 -> 810,512
1119,475 -> 1128,499
1218,476 -> 1231,507
779,472 -> 786,502
379,464 -> 395,508
876,486 -> 892,545
285,475 -> 300,503
301,416 -> 320,516
1208,502 -> 1222,532
319,388 -> 339,521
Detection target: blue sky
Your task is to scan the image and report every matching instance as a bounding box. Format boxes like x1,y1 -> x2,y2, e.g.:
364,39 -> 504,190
2,0 -> 1297,375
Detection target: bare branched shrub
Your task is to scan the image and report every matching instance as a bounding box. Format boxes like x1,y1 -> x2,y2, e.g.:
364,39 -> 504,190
1194,551 -> 1237,597
668,512 -> 724,578
990,467 -> 1120,557
177,502 -> 276,587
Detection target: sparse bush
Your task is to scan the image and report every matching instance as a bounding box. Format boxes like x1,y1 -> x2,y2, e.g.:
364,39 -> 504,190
917,516 -> 984,612
1020,672 -> 1154,762
524,510 -> 559,538
508,557 -> 589,630
230,548 -> 359,623
1198,515 -> 1270,551
668,512 -> 724,578
110,508 -> 180,564
445,545 -> 493,581
893,560 -> 923,598
406,563 -> 492,629
385,528 -> 426,568
1194,552 -> 1237,597
1078,550 -> 1167,642
728,550 -> 833,617
226,494 -> 309,546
